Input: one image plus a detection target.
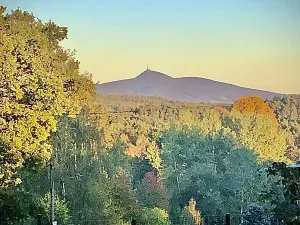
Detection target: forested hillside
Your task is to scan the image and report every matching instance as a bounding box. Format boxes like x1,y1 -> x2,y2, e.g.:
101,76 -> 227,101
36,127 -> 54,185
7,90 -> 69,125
1,6 -> 300,225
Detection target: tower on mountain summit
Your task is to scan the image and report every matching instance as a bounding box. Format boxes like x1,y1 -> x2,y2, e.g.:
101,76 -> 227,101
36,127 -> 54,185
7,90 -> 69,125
146,65 -> 150,71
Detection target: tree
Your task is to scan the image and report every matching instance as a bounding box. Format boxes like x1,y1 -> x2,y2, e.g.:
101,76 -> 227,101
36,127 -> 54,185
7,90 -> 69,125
228,112 -> 288,162
178,109 -> 198,127
143,207 -> 171,225
264,162 -> 300,224
85,166 -> 143,225
126,135 -> 162,172
11,109 -> 103,224
180,206 -> 194,225
0,7 -> 95,187
240,205 -> 271,225
160,127 -> 268,224
180,198 -> 204,225
269,95 -> 300,161
137,171 -> 168,210
196,108 -> 222,136
232,96 -> 278,125
0,189 -> 42,225
0,189 -> 71,225
79,144 -> 144,225
38,193 -> 73,225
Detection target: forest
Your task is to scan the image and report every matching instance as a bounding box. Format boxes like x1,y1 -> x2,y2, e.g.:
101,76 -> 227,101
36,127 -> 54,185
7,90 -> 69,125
1,6 -> 300,225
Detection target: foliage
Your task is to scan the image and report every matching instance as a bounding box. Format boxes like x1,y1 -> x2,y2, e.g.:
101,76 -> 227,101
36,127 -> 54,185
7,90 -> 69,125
227,112 -> 287,162
269,95 -> 300,161
232,96 -> 278,124
0,189 -> 71,225
37,193 -> 72,225
0,6 -> 95,187
240,205 -> 271,225
86,166 -> 142,225
2,4 -> 300,225
196,108 -> 223,136
137,171 -> 168,210
127,135 -> 162,172
264,162 -> 300,224
160,127 -> 269,224
180,206 -> 194,225
0,189 -> 43,225
180,198 -> 203,225
143,207 -> 171,225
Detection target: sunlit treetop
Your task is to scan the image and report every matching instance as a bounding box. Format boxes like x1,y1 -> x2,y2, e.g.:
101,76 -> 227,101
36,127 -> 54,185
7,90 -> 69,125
0,6 -> 96,187
232,96 -> 278,125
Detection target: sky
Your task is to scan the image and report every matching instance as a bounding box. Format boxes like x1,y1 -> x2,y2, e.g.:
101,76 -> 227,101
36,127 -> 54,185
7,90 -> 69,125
2,0 -> 300,93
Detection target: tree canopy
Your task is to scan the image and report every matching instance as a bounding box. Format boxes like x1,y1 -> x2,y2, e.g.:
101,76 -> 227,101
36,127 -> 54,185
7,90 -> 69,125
1,5 -> 300,225
232,96 -> 278,124
0,7 -> 95,187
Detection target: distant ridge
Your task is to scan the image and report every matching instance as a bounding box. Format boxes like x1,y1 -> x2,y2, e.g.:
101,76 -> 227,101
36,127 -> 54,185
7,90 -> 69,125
96,70 -> 282,103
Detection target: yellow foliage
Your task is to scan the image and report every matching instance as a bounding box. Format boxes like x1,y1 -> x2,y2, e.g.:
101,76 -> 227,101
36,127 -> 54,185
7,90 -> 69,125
145,141 -> 162,172
0,7 -> 95,187
126,135 -> 162,171
230,112 -> 288,163
126,135 -> 149,158
197,108 -> 222,136
186,198 -> 204,225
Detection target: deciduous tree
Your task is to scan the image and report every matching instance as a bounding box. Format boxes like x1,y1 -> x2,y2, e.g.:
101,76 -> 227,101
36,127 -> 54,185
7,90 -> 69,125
232,96 -> 278,125
0,7 -> 95,187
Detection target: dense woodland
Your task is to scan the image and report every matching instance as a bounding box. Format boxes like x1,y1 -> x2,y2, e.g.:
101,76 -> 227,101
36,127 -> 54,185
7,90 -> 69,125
1,7 -> 300,225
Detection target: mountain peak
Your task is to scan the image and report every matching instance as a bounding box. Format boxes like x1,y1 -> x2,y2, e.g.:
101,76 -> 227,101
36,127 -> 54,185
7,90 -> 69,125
136,69 -> 172,80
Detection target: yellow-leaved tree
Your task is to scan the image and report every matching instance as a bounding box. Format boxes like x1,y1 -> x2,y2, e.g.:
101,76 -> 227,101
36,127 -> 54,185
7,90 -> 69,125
0,6 -> 95,187
181,198 -> 204,225
229,96 -> 288,162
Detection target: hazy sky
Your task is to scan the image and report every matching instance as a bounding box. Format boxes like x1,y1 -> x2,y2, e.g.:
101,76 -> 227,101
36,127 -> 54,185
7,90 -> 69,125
3,0 -> 300,93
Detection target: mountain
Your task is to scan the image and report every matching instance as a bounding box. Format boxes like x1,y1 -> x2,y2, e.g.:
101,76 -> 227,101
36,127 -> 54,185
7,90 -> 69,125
96,70 -> 282,103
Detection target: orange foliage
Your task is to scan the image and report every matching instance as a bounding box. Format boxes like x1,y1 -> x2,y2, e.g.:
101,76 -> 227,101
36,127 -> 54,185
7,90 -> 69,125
214,103 -> 228,115
214,104 -> 223,112
232,96 -> 278,124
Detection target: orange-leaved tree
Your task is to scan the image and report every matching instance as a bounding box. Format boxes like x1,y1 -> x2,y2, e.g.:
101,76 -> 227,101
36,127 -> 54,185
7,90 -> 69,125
232,96 -> 278,125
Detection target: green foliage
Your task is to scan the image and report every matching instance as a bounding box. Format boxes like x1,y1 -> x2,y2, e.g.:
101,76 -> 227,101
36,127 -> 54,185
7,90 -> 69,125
180,198 -> 203,225
0,189 -> 43,225
97,94 -> 294,164
269,95 -> 300,161
160,127 -> 270,223
39,193 -> 72,225
240,205 -> 271,225
143,207 -> 171,225
180,206 -> 195,225
86,167 -> 141,225
264,162 -> 300,224
3,90 -> 299,225
137,171 -> 168,210
53,119 -> 142,225
0,189 -> 71,225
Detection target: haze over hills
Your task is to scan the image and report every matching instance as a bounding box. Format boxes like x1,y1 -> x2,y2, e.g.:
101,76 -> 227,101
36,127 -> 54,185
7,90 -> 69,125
96,70 -> 282,103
